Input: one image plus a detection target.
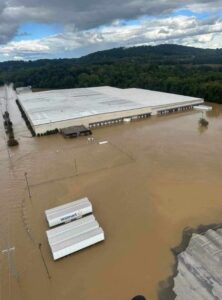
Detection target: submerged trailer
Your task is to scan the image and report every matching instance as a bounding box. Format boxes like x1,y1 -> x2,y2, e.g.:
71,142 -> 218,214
45,197 -> 92,227
46,215 -> 97,245
46,215 -> 105,260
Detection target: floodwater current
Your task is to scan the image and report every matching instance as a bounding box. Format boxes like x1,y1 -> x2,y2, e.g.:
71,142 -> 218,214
0,86 -> 222,300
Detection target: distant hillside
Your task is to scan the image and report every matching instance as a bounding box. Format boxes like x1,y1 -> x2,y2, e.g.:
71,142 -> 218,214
79,44 -> 222,64
0,44 -> 222,103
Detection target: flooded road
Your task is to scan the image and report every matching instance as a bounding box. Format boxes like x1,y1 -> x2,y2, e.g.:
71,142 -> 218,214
1,86 -> 222,300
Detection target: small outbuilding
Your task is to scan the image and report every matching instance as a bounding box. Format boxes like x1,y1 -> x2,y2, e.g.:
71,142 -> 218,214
60,125 -> 92,138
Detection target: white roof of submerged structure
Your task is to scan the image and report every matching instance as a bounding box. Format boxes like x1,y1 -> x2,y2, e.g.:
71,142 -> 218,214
50,226 -> 104,260
194,105 -> 213,112
45,197 -> 92,227
94,86 -> 203,108
46,214 -> 105,260
173,228 -> 222,299
18,86 -> 204,126
46,214 -> 96,241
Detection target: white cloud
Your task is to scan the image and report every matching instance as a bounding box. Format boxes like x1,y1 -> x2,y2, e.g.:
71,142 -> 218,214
0,0 -> 222,45
0,14 -> 222,61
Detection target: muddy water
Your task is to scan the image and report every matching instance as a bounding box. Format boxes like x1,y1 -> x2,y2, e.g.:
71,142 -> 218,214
1,87 -> 222,300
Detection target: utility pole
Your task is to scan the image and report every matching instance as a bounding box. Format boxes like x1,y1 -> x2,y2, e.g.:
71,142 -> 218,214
24,172 -> 32,199
2,246 -> 19,280
74,159 -> 78,175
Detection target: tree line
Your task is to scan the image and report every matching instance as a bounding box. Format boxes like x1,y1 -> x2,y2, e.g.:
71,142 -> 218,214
0,44 -> 221,103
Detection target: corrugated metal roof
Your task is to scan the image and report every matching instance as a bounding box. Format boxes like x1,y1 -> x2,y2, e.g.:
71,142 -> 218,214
173,228 -> 222,300
51,227 -> 104,260
46,215 -> 104,260
46,214 -> 96,239
47,217 -> 99,246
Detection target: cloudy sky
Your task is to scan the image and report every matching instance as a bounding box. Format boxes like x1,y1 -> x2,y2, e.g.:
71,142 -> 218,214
0,0 -> 222,61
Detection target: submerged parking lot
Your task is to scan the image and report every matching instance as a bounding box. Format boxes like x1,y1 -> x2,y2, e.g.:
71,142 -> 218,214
1,87 -> 222,300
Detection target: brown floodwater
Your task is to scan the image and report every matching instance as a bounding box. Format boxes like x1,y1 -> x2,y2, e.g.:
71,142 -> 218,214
1,87 -> 222,300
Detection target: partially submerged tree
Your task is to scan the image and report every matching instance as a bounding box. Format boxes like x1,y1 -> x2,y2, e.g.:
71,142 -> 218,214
199,118 -> 209,127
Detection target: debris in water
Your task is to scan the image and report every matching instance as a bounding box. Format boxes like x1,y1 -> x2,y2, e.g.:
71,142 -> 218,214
99,141 -> 108,145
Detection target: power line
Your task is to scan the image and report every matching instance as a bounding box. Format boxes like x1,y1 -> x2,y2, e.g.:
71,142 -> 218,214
1,246 -> 18,279
1,244 -> 19,300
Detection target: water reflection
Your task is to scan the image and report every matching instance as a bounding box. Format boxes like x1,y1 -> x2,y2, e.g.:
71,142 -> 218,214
198,124 -> 209,134
206,103 -> 222,118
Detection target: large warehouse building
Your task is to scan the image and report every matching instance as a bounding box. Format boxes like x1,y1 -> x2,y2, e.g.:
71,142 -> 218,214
17,86 -> 204,135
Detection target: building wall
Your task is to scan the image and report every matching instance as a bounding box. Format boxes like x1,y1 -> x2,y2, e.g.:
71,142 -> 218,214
34,106 -> 152,134
34,99 -> 204,134
151,99 -> 204,115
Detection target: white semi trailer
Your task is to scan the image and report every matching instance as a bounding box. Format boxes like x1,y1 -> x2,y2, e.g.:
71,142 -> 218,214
45,197 -> 92,227
46,215 -> 105,260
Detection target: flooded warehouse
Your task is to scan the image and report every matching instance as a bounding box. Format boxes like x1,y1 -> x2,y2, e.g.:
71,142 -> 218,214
17,86 -> 204,135
0,84 -> 222,300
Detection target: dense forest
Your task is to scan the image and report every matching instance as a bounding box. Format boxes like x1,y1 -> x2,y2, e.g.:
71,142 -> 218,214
0,44 -> 222,103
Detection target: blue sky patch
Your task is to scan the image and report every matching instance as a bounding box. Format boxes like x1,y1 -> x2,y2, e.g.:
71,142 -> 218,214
14,22 -> 63,41
173,9 -> 211,19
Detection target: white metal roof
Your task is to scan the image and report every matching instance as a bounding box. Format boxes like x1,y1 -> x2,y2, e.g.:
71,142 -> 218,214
46,214 -> 96,239
114,88 -> 203,108
18,86 -> 204,126
46,214 -> 105,260
45,197 -> 89,215
47,218 -> 99,246
50,227 -> 104,260
194,105 -> 213,112
16,86 -> 32,94
173,228 -> 222,299
45,197 -> 92,227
